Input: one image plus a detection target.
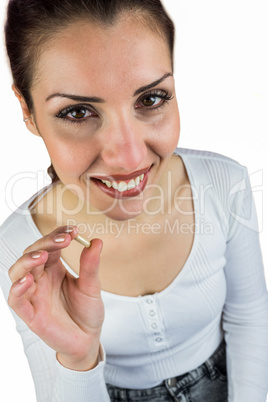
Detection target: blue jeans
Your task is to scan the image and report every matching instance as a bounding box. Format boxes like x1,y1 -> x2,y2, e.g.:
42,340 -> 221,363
106,340 -> 227,401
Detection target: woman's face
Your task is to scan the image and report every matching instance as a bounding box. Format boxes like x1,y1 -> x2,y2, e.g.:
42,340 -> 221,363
25,16 -> 180,221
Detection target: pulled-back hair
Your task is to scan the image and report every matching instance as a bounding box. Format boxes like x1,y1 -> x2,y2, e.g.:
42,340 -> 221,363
4,0 -> 175,183
5,0 -> 175,111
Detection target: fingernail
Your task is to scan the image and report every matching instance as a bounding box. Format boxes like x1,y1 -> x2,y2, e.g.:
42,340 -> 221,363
19,276 -> 27,284
64,226 -> 74,233
54,234 -> 67,243
31,251 -> 42,259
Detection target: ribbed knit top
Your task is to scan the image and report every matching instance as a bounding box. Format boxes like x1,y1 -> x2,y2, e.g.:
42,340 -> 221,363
0,148 -> 268,402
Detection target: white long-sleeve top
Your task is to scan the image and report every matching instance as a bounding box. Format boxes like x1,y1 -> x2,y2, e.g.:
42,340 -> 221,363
0,148 -> 268,402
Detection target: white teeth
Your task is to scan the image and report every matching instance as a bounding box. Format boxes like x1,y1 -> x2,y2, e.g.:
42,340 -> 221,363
118,182 -> 128,192
101,172 -> 146,192
101,180 -> 112,188
127,179 -> 136,190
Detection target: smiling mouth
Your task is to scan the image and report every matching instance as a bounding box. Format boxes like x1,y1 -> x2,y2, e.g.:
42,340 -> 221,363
90,166 -> 152,199
101,173 -> 145,192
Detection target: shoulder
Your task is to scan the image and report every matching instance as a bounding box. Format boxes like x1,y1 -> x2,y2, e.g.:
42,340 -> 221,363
174,147 -> 246,171
174,148 -> 253,237
174,147 -> 248,188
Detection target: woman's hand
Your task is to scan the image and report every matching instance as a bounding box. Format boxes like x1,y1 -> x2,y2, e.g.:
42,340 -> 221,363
8,226 -> 104,371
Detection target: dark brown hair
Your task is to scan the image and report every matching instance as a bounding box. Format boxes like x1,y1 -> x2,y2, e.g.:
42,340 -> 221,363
5,0 -> 175,182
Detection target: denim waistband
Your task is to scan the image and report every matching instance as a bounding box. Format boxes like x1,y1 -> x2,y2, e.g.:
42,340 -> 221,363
107,338 -> 226,400
165,338 -> 226,389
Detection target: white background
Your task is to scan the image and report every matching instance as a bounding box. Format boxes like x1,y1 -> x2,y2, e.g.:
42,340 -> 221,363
0,1 -> 267,400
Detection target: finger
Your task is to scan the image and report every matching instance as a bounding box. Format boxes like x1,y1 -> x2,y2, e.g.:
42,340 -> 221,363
77,238 -> 103,296
42,249 -> 62,269
8,273 -> 35,324
9,250 -> 48,283
23,225 -> 79,255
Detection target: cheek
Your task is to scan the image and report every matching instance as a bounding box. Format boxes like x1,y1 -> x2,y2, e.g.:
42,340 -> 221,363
34,111 -> 100,179
43,136 -> 96,180
150,109 -> 180,156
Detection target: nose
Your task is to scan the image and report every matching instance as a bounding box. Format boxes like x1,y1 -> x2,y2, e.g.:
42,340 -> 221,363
101,116 -> 147,171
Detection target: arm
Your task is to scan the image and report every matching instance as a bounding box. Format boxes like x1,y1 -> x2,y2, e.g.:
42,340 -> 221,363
52,346 -> 109,402
222,167 -> 268,401
0,226 -> 110,401
0,286 -> 109,402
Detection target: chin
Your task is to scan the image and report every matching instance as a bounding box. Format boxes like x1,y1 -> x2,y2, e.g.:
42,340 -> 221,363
101,203 -> 144,222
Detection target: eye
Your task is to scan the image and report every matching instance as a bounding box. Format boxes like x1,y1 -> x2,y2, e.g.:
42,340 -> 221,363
70,108 -> 88,119
141,95 -> 161,107
55,105 -> 98,123
135,90 -> 174,111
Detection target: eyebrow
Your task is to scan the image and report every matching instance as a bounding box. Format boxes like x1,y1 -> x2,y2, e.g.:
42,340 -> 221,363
133,72 -> 173,96
45,93 -> 105,103
45,72 -> 173,103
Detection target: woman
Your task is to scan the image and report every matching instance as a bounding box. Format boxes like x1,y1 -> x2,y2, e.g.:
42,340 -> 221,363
0,0 -> 268,401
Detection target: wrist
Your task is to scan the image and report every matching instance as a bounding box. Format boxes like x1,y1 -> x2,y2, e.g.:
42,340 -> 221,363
57,345 -> 100,371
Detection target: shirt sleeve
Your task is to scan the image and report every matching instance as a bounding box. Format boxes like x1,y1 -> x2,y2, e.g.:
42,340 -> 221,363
222,166 -> 268,401
52,345 -> 110,401
0,261 -> 110,402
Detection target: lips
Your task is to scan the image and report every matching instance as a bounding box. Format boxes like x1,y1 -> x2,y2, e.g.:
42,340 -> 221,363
92,166 -> 151,182
90,165 -> 152,199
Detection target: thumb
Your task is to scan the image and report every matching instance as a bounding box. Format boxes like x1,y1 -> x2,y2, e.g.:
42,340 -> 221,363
77,238 -> 103,296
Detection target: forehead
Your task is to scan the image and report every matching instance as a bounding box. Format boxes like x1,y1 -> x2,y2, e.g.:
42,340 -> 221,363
33,17 -> 172,98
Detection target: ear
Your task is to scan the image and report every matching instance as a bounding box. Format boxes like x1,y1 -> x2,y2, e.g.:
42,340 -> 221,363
12,84 -> 41,137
